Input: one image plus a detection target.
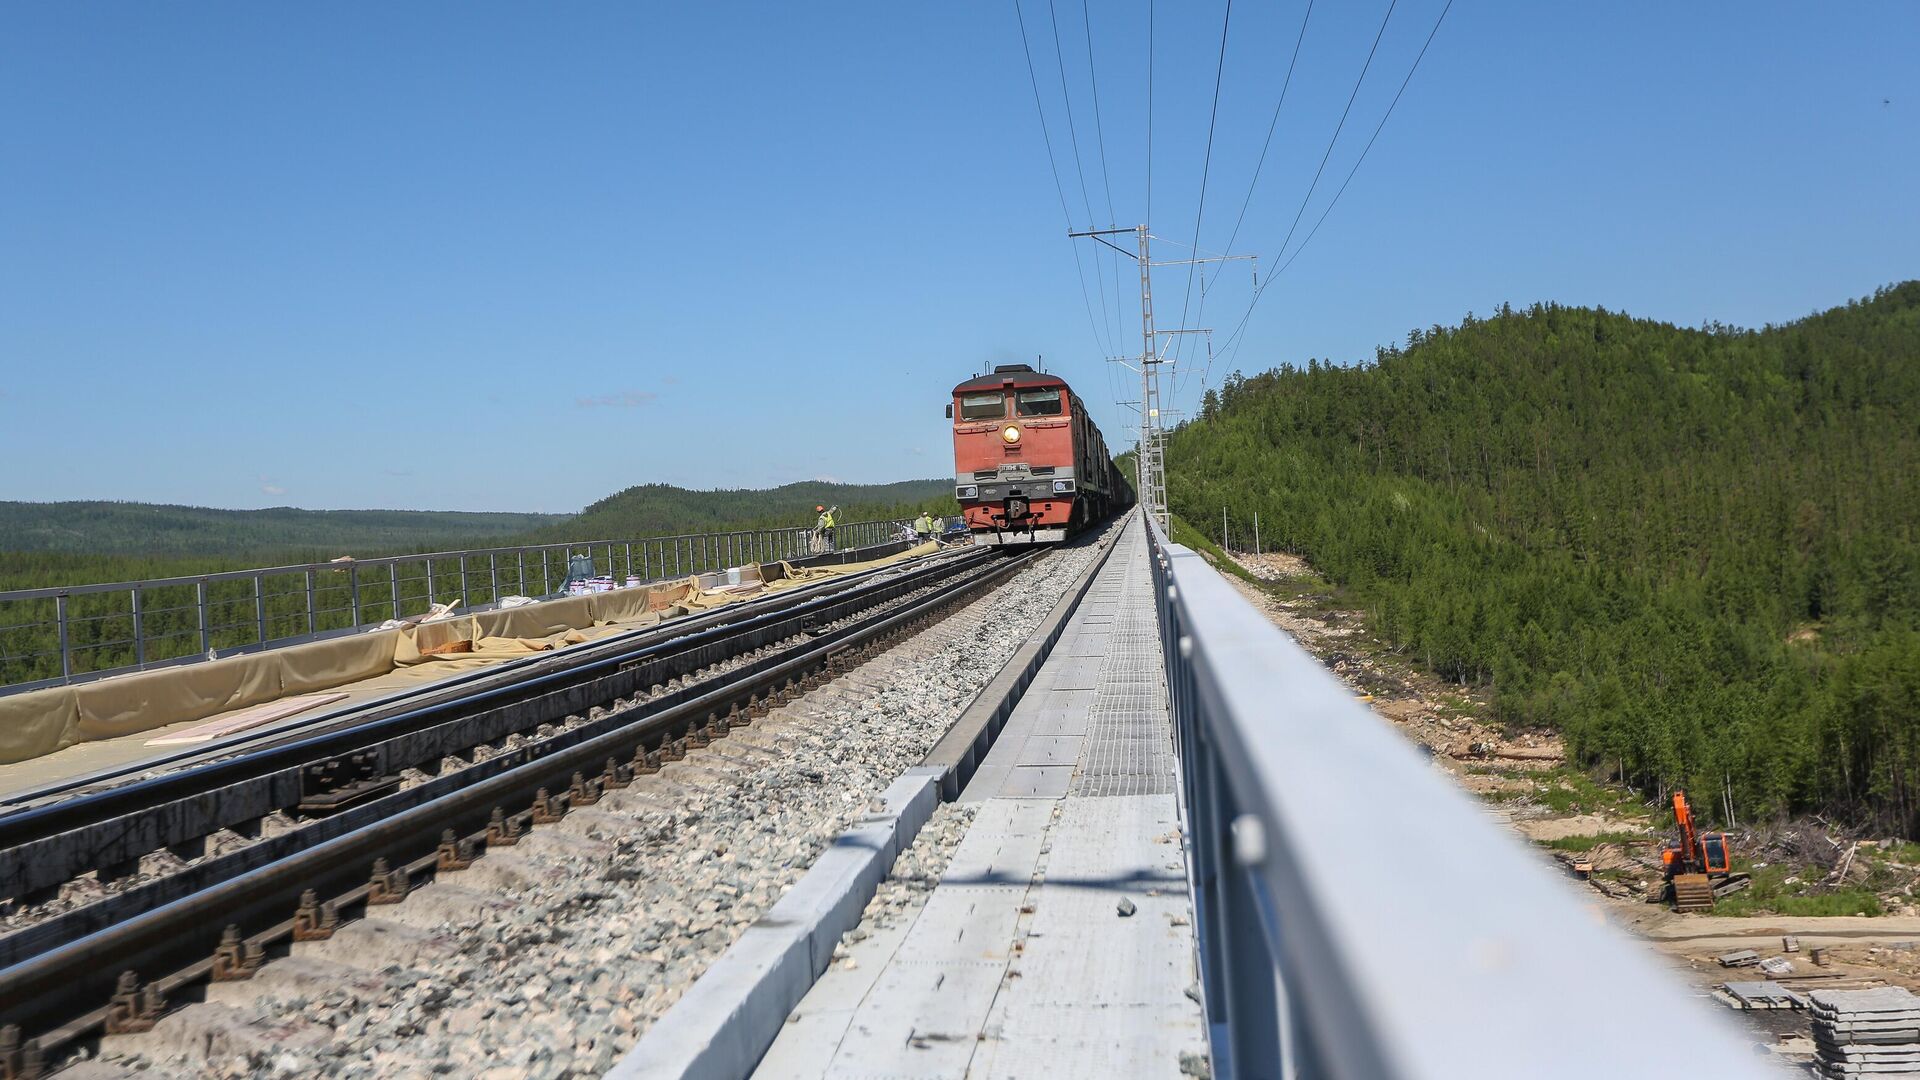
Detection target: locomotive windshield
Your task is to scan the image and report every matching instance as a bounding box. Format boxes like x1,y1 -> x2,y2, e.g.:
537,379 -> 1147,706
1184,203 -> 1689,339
959,393 -> 1006,420
1015,389 -> 1063,416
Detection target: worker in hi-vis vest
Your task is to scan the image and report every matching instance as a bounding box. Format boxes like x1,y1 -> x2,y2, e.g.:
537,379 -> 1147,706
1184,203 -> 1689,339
815,505 -> 837,551
914,512 -> 935,541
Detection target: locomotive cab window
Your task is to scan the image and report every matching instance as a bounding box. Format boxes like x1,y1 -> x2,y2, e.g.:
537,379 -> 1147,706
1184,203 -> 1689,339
959,393 -> 1006,421
1015,389 -> 1063,416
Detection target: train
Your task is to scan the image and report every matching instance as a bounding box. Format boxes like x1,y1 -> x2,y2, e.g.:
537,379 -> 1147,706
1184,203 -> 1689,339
948,364 -> 1130,544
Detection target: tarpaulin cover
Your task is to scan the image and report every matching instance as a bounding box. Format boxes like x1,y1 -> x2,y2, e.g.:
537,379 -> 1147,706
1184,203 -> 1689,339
0,540 -> 943,766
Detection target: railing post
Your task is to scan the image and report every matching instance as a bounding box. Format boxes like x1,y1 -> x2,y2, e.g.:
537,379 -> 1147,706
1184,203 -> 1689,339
426,560 -> 438,608
389,564 -> 402,621
349,565 -> 362,627
56,593 -> 72,680
518,550 -> 528,596
254,575 -> 267,647
459,555 -> 470,610
197,580 -> 210,656
489,553 -> 499,604
305,569 -> 317,635
131,587 -> 145,668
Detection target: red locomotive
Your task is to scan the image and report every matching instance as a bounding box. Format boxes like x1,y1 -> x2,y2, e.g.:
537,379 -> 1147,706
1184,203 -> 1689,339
948,364 -> 1128,544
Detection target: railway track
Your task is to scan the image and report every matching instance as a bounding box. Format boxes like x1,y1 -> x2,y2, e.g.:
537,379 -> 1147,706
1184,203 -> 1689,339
0,542 -> 1043,1077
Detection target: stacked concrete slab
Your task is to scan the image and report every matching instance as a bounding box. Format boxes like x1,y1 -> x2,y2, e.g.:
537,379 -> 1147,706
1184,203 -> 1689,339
1811,987 -> 1920,1078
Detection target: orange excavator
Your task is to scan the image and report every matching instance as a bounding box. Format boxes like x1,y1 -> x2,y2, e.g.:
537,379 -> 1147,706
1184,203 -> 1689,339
1655,791 -> 1750,912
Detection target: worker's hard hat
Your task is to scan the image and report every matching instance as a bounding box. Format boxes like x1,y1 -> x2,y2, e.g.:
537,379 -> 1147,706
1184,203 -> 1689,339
816,505 -> 825,512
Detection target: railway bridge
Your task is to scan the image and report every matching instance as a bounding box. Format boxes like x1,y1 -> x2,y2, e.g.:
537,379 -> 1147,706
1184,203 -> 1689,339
0,511 -> 1767,1079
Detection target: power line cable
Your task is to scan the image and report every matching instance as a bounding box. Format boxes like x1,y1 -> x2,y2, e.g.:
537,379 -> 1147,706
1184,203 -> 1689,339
1218,0 -> 1454,366
1012,0 -> 1112,361
1190,0 -> 1314,396
1080,0 -> 1126,349
1145,0 -> 1154,232
1169,0 -> 1233,370
1270,0 -> 1398,270
1217,0 -> 1315,262
1047,0 -> 1117,357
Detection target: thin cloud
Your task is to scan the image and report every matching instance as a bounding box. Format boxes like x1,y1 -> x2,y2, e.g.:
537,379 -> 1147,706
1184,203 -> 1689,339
261,483 -> 287,496
575,390 -> 658,409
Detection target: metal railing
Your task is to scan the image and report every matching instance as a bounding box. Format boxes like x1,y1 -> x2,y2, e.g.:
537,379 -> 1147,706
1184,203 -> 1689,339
0,520 -> 906,695
1144,517 -> 1767,1080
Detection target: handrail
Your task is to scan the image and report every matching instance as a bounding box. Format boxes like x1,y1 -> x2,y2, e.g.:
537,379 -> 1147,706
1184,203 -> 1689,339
0,519 -> 912,693
0,522 -> 899,602
1144,516 -> 1766,1079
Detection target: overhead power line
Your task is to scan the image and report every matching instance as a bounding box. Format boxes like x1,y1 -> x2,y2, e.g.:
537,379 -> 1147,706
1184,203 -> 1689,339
1170,0 -> 1234,369
1011,0 -> 1112,360
1219,1 -> 1316,267
1046,0 -> 1117,356
1218,0 -> 1455,366
1145,0 -> 1154,229
1273,0 -> 1453,280
1271,0 -> 1400,269
1192,0 -> 1312,398
1080,0 -> 1126,349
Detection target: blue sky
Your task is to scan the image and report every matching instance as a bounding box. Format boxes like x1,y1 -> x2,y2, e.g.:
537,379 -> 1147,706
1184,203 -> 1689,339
2,2 -> 1914,513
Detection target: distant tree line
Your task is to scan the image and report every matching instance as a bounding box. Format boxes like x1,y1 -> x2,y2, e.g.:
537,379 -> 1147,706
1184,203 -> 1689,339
0,480 -> 963,685
1169,283 -> 1920,832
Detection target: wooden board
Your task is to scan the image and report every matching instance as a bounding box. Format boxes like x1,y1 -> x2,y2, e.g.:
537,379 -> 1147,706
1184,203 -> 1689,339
145,692 -> 349,746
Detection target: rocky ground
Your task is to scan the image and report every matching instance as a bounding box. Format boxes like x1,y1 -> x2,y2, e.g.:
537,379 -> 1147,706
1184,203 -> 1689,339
827,801 -> 978,971
71,525 -> 1115,1079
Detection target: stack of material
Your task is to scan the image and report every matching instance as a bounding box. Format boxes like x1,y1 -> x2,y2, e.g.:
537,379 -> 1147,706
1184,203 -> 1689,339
1811,987 -> 1920,1077
1725,981 -> 1805,1010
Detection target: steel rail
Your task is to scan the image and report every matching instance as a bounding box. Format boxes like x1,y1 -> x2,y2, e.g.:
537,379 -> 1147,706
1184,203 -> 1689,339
0,545 -> 1040,1062
0,547 -> 938,815
0,547 -> 1000,907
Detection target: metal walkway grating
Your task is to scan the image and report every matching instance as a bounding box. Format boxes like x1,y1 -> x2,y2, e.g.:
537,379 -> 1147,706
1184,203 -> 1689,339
1071,523 -> 1176,798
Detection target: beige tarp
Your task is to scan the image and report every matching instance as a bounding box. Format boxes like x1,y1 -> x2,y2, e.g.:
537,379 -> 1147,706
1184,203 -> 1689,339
0,541 -> 943,766
74,651 -> 284,742
0,686 -> 78,763
279,630 -> 404,696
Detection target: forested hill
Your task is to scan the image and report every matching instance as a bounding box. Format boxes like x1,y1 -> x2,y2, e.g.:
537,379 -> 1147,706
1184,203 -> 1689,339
0,503 -> 560,558
1172,282 -> 1920,831
526,480 -> 956,541
0,480 -> 960,592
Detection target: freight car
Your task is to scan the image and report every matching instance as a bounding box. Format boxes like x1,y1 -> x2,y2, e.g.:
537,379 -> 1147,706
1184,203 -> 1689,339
947,364 -> 1129,544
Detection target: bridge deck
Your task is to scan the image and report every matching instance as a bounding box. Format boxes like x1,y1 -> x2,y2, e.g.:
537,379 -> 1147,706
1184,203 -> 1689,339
756,517 -> 1206,1079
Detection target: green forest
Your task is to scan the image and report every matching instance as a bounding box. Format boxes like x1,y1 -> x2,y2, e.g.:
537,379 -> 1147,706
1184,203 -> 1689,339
523,480 -> 957,543
0,480 -> 959,686
1169,283 -> 1920,833
0,502 -> 563,558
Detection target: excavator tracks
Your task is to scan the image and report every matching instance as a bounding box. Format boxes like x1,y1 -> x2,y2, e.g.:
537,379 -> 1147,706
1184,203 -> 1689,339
1671,873 -> 1716,913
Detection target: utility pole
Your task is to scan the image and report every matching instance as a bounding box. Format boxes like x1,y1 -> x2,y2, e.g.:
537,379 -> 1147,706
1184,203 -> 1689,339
1068,225 -> 1252,533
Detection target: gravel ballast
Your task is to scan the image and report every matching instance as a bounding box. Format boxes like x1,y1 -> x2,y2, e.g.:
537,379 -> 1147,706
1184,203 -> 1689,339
88,524 -> 1115,1080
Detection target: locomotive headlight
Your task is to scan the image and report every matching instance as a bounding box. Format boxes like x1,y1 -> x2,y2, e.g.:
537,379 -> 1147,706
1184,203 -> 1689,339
1052,480 -> 1073,493
957,485 -> 978,500
1001,425 -> 1021,444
